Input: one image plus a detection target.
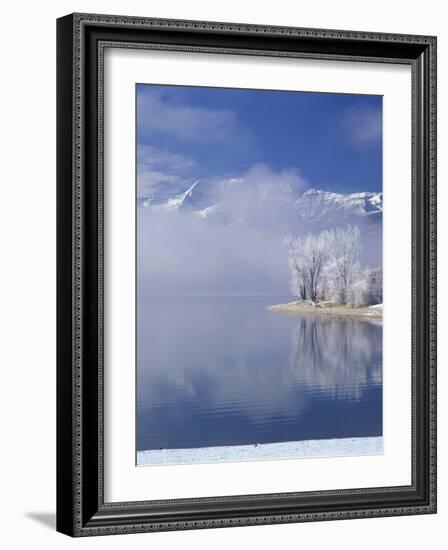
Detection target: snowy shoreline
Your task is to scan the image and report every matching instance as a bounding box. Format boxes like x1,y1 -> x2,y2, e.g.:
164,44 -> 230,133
266,301 -> 383,320
137,436 -> 383,466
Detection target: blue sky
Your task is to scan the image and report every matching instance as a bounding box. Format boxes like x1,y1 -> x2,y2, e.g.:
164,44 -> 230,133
136,84 -> 382,200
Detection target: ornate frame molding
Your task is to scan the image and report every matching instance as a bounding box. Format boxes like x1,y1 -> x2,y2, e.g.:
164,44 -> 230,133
57,13 -> 437,537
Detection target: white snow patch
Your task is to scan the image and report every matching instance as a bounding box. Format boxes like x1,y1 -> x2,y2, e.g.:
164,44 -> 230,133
154,180 -> 200,211
137,436 -> 383,466
193,204 -> 219,219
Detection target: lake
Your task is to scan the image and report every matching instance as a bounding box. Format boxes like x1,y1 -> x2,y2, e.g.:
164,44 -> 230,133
137,296 -> 382,453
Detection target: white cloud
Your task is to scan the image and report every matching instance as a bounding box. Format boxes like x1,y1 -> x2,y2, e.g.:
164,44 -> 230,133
206,163 -> 307,207
203,163 -> 308,229
343,103 -> 382,146
138,145 -> 195,172
138,89 -> 239,143
137,144 -> 196,198
240,163 -> 307,195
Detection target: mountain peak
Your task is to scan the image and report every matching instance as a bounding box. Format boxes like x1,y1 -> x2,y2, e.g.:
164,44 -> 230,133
294,188 -> 382,222
183,180 -> 200,198
303,188 -> 321,196
161,180 -> 200,210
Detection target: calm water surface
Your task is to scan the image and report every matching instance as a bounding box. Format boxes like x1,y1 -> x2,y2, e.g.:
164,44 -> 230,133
137,297 -> 382,452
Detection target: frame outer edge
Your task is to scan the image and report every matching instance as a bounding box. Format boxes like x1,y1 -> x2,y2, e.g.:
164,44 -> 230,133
56,13 -> 77,537
60,13 -> 437,536
72,12 -> 84,537
72,11 -> 435,44
428,35 -> 437,514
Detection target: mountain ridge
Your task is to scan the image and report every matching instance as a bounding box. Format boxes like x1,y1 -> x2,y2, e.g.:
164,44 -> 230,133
140,179 -> 382,229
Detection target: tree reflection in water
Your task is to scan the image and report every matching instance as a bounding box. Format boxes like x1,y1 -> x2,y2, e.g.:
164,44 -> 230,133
289,316 -> 382,401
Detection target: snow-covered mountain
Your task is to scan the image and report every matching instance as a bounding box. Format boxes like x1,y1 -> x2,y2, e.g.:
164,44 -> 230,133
146,180 -> 201,211
293,188 -> 382,223
140,179 -> 382,232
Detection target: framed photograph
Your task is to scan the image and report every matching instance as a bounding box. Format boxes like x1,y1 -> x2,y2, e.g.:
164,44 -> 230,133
57,13 -> 437,536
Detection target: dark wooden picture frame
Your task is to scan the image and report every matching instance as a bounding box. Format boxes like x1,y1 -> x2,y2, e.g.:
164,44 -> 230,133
57,13 -> 437,537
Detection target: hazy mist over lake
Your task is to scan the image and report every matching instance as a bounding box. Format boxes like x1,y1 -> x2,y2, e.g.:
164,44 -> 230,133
137,168 -> 382,298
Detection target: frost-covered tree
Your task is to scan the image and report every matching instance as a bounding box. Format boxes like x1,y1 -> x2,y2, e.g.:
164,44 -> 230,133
343,266 -> 383,306
284,231 -> 332,303
326,225 -> 362,305
365,267 -> 383,305
285,225 -> 382,307
347,272 -> 369,306
283,235 -> 306,300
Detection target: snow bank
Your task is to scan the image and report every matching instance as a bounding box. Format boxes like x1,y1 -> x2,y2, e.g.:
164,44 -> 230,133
137,436 -> 383,466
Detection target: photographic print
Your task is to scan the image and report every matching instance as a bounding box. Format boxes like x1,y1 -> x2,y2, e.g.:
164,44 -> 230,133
136,84 -> 383,466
